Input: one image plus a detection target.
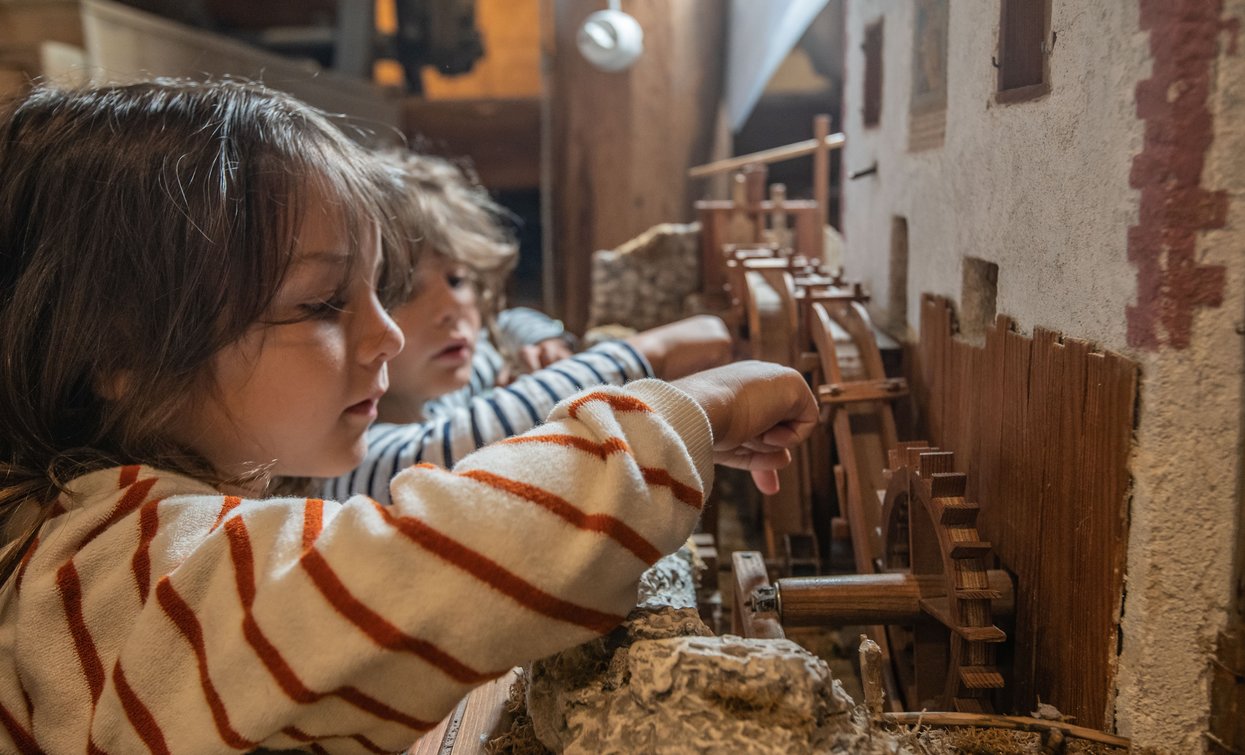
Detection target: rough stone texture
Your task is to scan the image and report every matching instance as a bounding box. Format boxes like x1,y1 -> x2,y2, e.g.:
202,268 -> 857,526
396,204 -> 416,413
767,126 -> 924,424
637,547 -> 698,611
526,606 -> 889,754
588,223 -> 703,332
841,1 -> 1245,748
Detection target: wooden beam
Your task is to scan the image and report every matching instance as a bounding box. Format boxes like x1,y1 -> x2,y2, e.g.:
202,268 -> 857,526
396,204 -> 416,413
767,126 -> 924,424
545,0 -> 726,332
687,132 -> 845,179
772,570 -> 1013,627
402,97 -> 541,190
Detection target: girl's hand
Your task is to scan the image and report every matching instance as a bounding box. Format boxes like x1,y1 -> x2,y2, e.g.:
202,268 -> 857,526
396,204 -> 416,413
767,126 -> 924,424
672,361 -> 818,494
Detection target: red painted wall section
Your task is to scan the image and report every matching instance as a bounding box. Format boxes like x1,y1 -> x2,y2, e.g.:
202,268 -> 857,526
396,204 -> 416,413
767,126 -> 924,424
1128,0 -> 1239,350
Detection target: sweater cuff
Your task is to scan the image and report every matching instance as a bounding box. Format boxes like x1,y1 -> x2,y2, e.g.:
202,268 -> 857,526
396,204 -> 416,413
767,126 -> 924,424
625,379 -> 714,493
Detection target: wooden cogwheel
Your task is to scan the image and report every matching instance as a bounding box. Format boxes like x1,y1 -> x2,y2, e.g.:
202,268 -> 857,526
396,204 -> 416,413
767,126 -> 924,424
880,442 -> 1009,713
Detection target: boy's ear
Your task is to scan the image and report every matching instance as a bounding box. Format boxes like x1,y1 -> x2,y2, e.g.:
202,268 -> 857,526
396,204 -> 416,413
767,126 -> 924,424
94,369 -> 133,402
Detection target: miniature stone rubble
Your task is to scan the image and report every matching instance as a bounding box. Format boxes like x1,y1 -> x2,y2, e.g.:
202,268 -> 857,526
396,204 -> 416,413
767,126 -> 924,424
588,223 -> 703,332
519,549 -> 908,754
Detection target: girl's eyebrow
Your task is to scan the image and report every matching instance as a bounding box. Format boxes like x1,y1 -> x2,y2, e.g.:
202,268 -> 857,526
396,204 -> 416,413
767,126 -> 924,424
293,251 -> 351,267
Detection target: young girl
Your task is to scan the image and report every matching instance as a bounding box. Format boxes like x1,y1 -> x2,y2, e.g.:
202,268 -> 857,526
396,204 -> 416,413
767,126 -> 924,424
328,149 -> 733,500
0,80 -> 817,753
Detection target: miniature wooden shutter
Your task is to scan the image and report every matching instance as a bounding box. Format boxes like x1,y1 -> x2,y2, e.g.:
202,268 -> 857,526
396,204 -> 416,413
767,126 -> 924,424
997,0 -> 1049,101
862,20 -> 883,127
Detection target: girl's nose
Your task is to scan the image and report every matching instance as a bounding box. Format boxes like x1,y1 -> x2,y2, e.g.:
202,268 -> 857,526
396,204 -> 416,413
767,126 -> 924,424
360,294 -> 404,365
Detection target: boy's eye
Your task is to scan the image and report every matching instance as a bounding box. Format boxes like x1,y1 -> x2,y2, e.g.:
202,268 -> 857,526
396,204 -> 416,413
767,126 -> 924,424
446,267 -> 474,289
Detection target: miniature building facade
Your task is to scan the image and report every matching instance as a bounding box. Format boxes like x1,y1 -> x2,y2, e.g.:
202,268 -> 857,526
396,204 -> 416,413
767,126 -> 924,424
841,0 -> 1245,749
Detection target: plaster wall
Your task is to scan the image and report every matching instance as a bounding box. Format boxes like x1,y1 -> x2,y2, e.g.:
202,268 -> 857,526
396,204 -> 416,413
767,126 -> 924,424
841,0 -> 1244,747
842,0 -> 1145,347
1115,0 -> 1245,747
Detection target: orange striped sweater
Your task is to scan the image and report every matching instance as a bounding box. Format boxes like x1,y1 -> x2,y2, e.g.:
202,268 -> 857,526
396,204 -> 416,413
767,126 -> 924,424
0,380 -> 711,754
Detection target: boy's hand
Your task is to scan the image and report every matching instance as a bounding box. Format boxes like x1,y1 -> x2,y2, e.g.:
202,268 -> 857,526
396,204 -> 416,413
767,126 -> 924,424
672,361 -> 818,494
627,315 -> 733,381
517,338 -> 574,372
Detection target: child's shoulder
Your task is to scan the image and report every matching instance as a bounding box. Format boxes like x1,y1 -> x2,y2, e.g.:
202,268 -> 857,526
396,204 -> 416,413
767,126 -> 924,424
54,464 -> 320,540
29,465 -> 332,576
63,464 -> 220,511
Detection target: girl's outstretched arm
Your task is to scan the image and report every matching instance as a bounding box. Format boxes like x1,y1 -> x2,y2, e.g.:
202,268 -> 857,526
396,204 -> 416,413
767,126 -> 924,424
9,381 -> 698,752
326,338 -> 653,501
5,364 -> 812,754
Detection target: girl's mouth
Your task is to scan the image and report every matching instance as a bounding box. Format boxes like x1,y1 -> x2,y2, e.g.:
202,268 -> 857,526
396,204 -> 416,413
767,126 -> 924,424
344,398 -> 378,418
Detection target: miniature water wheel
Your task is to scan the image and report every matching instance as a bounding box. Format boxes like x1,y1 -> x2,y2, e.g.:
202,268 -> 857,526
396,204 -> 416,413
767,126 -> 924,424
737,445 -> 1012,713
877,443 -> 1010,712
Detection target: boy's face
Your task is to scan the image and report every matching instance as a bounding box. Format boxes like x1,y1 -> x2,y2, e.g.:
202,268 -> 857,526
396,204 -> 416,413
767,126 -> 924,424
386,252 -> 481,409
169,192 -> 403,483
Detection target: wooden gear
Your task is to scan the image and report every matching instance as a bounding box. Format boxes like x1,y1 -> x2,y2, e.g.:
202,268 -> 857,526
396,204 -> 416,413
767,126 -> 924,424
877,442 -> 1010,712
734,443 -> 1013,712
728,248 -> 871,568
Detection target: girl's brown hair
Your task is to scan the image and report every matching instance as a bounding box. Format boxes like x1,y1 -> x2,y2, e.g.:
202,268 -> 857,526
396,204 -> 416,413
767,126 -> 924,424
0,79 -> 386,583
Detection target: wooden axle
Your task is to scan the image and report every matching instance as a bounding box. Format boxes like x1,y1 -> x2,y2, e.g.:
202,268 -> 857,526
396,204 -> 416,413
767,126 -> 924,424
751,570 -> 1014,628
818,378 -> 909,406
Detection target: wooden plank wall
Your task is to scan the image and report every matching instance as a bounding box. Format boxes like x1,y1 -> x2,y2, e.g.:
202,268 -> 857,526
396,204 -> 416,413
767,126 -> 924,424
913,294 -> 1137,730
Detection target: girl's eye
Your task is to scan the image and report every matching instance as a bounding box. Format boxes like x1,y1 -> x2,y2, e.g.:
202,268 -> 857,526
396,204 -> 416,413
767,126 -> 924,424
446,270 -> 470,289
302,296 -> 348,319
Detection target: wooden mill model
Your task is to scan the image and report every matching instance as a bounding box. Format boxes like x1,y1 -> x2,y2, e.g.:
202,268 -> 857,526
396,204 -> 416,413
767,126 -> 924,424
689,117 -> 1011,713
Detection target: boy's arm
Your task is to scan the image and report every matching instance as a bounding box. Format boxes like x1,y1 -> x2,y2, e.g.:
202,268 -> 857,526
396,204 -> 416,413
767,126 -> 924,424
494,307 -> 577,375
494,307 -> 574,351
328,340 -> 654,503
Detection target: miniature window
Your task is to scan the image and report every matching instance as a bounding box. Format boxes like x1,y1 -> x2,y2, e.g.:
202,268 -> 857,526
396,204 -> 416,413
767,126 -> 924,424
908,0 -> 948,150
888,216 -> 909,332
997,0 -> 1050,102
961,257 -> 999,345
862,20 -> 883,127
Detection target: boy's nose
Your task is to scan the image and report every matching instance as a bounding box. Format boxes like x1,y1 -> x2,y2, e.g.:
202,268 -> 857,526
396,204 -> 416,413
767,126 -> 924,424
432,279 -> 463,326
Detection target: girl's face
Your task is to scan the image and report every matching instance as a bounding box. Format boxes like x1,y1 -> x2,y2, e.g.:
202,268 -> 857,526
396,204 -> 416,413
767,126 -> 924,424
385,252 -> 482,410
170,190 -> 404,484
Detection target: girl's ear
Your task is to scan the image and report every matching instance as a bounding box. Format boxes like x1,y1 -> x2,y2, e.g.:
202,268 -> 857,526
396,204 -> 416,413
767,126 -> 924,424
94,369 -> 133,402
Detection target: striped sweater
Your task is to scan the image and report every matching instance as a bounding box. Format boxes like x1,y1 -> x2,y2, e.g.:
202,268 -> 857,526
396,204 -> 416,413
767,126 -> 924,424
0,380 -> 711,754
327,339 -> 652,503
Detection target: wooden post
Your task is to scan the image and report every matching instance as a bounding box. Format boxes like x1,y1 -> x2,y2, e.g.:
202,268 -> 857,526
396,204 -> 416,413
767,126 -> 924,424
544,0 -> 726,332
813,114 -> 830,230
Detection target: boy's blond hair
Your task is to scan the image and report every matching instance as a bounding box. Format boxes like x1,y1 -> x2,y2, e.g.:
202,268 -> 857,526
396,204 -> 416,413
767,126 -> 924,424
377,149 -> 519,324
